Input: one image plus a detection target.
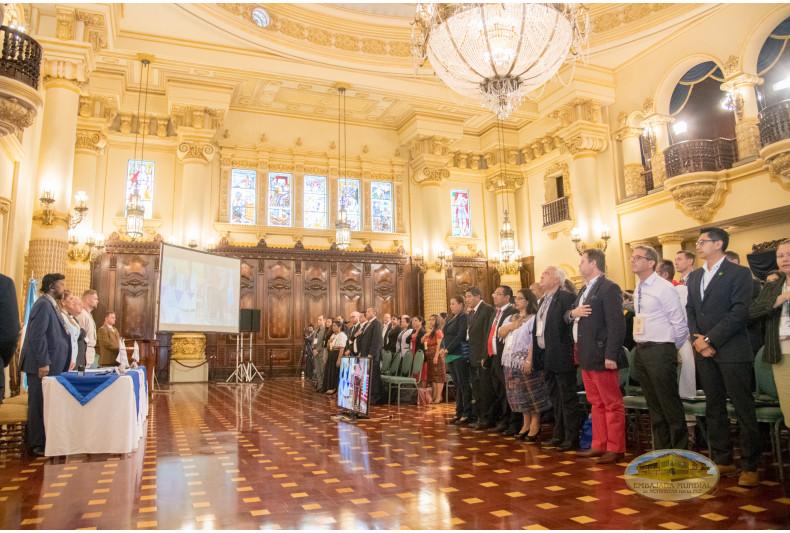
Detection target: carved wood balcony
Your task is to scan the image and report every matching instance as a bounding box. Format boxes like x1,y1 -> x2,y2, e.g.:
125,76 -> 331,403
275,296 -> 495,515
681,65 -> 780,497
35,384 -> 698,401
0,25 -> 42,89
758,100 -> 790,148
664,138 -> 738,179
541,196 -> 571,227
0,25 -> 43,137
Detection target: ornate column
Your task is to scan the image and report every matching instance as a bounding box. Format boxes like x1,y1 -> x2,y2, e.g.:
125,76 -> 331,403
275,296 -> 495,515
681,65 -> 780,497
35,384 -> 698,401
614,127 -> 646,197
647,115 -> 672,188
176,131 -> 216,245
408,135 -> 452,317
721,72 -> 763,161
657,232 -> 684,261
27,44 -> 93,289
486,170 -> 524,291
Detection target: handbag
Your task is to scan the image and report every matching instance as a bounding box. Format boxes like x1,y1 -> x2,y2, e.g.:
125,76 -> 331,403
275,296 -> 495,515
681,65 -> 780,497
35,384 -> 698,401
417,386 -> 433,405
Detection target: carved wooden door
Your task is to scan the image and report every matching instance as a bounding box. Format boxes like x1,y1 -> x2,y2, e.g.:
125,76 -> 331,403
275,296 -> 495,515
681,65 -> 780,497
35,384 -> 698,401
336,262 -> 364,318
263,259 -> 295,368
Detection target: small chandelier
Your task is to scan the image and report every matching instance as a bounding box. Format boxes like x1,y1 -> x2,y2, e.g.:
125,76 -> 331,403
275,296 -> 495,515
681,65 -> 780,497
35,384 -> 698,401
125,58 -> 151,241
335,84 -> 351,250
499,209 -> 515,260
335,206 -> 351,250
413,3 -> 588,119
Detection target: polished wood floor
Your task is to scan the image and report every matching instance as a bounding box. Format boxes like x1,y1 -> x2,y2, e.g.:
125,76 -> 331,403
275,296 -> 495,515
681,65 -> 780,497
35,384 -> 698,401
1,379 -> 789,530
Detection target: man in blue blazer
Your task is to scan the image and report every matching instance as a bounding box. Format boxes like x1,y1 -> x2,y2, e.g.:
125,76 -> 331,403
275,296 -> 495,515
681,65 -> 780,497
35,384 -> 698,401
565,249 -> 627,464
19,273 -> 71,456
686,227 -> 760,487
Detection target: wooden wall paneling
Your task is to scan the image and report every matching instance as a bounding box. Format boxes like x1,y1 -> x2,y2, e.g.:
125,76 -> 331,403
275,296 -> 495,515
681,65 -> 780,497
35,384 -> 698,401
445,256 -> 493,308
519,256 -> 536,293
264,259 -> 295,371
337,262 -> 364,318
303,260 -> 330,328
371,263 -> 397,317
118,254 -> 154,340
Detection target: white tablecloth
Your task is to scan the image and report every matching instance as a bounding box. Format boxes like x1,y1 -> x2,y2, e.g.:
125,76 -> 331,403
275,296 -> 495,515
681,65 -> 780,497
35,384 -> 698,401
42,368 -> 148,456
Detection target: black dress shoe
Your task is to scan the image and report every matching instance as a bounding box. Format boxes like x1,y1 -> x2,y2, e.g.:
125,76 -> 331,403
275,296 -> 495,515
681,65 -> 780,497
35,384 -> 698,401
473,420 -> 491,430
457,417 -> 472,426
503,427 -> 518,437
29,447 -> 45,457
557,441 -> 579,452
547,438 -> 563,447
449,417 -> 461,424
523,433 -> 540,444
493,421 -> 508,432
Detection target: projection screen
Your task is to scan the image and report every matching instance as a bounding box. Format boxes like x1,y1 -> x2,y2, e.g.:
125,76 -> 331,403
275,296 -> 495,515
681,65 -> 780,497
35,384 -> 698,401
157,243 -> 241,334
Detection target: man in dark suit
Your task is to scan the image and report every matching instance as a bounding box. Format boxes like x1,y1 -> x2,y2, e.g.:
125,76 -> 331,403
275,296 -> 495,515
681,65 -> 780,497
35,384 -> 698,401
464,286 -> 495,428
384,314 -> 401,354
0,273 -> 20,404
487,285 -> 519,434
19,273 -> 71,456
565,249 -> 626,464
687,227 -> 760,487
345,311 -> 362,358
725,250 -> 764,357
533,266 -> 579,451
359,307 -> 385,405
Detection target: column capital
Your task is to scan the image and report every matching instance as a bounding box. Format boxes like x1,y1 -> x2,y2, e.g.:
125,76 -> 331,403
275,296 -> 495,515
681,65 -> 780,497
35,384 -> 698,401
75,127 -> 106,154
657,232 -> 685,245
176,129 -> 216,164
485,172 -> 523,193
612,126 -> 643,142
646,113 -> 674,126
629,239 -> 656,250
558,121 -> 609,156
38,38 -> 95,86
721,73 -> 763,91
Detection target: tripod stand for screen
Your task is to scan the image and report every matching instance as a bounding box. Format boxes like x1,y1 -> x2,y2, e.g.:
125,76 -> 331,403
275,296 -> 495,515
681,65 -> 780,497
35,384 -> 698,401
226,331 -> 264,383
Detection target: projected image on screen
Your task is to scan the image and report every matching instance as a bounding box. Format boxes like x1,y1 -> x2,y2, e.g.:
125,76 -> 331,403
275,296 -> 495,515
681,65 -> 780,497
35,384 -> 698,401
337,357 -> 370,415
158,244 -> 241,333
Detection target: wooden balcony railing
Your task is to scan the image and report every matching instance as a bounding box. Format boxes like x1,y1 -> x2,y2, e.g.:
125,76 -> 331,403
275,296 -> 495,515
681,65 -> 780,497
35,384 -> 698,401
664,138 -> 738,179
758,100 -> 790,147
0,25 -> 42,89
541,196 -> 571,227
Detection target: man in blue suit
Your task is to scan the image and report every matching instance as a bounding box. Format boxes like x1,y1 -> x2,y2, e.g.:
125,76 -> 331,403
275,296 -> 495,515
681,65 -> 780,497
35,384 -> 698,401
686,227 -> 760,487
19,273 -> 71,456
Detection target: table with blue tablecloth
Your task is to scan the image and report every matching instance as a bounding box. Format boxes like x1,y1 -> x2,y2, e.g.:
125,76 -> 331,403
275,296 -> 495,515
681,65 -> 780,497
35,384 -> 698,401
42,368 -> 148,456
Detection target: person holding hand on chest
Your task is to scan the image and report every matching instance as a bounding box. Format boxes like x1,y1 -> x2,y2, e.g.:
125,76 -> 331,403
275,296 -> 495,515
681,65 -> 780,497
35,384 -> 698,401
630,245 -> 689,451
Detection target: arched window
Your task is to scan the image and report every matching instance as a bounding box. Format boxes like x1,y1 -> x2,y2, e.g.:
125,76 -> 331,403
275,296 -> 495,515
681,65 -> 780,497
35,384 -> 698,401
669,62 -> 733,142
304,175 -> 327,229
371,182 -> 393,233
450,189 -> 471,237
268,172 -> 292,227
230,169 -> 256,225
338,179 -> 361,231
756,16 -> 790,107
125,160 -> 154,218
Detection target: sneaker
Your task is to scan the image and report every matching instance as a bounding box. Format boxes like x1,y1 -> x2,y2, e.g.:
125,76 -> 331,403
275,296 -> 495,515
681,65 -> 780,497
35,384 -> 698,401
737,471 -> 759,487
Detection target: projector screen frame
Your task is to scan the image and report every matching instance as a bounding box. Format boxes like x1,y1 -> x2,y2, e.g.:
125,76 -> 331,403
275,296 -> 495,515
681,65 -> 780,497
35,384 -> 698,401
156,242 -> 242,335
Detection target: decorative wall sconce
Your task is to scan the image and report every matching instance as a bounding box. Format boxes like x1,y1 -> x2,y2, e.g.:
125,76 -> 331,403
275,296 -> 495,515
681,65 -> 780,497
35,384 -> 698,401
67,231 -> 104,263
206,238 -> 216,251
188,238 -> 199,249
721,88 -> 744,120
37,189 -> 89,228
492,249 -> 521,275
571,225 -> 610,255
413,248 -> 452,272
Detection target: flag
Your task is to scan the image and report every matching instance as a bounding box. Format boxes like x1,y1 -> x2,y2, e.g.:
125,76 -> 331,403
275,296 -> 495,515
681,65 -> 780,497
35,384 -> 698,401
131,341 -> 140,367
20,277 -> 38,392
116,337 -> 128,369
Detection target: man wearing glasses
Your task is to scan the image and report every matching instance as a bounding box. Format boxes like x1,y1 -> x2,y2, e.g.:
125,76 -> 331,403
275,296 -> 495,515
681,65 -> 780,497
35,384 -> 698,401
686,226 -> 760,487
630,245 -> 689,450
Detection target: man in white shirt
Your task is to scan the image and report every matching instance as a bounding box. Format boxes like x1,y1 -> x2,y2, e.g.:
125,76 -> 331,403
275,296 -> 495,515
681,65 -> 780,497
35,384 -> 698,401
77,290 -> 99,368
674,250 -> 695,286
381,313 -> 391,341
656,260 -> 695,398
344,311 -> 361,357
631,246 -> 689,450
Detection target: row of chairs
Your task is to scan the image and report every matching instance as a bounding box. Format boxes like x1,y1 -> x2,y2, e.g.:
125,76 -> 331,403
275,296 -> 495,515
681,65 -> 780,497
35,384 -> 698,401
0,393 -> 28,451
620,346 -> 786,480
380,349 -> 425,405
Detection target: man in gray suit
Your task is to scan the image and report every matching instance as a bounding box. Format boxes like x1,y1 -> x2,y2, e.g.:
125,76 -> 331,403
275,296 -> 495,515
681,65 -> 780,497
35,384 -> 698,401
312,315 -> 327,392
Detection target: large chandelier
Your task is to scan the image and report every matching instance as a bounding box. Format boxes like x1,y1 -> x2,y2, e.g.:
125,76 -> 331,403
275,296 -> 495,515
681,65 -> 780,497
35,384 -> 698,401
413,3 -> 588,119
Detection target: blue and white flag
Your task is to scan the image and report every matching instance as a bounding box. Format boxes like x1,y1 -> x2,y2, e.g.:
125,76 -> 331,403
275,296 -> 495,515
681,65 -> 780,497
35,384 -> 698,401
20,277 -> 38,391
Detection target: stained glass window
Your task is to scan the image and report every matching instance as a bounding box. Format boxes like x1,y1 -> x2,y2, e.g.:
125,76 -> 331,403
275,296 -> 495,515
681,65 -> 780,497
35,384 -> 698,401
304,175 -> 327,229
451,189 -> 471,237
268,172 -> 292,227
230,169 -> 256,225
371,181 -> 393,233
126,160 -> 154,218
338,178 -> 361,231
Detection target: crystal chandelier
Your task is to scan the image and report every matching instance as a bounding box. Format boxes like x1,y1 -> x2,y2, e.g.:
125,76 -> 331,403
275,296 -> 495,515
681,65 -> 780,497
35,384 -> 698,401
413,3 -> 588,119
335,85 -> 351,250
125,58 -> 151,241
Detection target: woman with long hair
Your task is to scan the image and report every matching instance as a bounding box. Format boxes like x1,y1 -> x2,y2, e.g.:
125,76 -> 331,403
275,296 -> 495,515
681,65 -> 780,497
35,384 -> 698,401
324,320 -> 347,395
423,314 -> 445,403
59,290 -> 86,371
498,288 -> 551,442
441,296 -> 471,423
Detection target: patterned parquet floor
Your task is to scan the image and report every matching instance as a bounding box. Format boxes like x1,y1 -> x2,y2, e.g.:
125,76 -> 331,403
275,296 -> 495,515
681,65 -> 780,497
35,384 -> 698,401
0,379 -> 789,530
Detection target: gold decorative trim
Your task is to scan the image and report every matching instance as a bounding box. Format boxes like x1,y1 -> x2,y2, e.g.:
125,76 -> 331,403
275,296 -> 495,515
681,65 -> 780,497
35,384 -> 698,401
664,171 -> 729,223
